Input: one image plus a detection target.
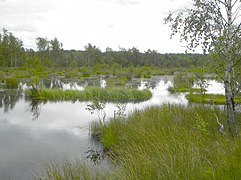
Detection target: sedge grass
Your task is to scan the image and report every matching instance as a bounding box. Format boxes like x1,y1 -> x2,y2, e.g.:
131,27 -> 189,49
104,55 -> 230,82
168,87 -> 204,93
34,159 -> 111,179
91,104 -> 241,179
25,86 -> 152,102
186,94 -> 241,105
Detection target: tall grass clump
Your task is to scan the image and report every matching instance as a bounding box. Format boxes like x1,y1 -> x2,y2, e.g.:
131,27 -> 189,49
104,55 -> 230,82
6,77 -> 18,89
93,104 -> 241,179
26,86 -> 152,101
35,160 -> 111,179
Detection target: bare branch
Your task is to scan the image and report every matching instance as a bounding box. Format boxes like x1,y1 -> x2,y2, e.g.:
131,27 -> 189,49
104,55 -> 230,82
214,0 -> 229,24
231,0 -> 240,8
231,22 -> 241,38
216,0 -> 228,6
231,4 -> 241,23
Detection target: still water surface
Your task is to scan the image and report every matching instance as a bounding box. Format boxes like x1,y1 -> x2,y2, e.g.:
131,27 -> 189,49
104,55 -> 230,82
0,76 -> 224,179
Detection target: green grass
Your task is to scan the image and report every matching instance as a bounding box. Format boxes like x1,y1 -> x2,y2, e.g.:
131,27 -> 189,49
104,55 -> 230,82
5,77 -> 18,89
90,104 -> 241,179
186,94 -> 241,105
34,160 -> 111,179
168,87 -> 205,93
25,86 -> 152,102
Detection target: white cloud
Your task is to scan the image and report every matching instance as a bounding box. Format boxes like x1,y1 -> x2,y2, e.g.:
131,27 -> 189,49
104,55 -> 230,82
0,0 -> 193,53
91,0 -> 141,6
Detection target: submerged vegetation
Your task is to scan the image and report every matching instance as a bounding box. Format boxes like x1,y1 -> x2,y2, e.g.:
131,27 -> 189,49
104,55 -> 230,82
26,87 -> 152,102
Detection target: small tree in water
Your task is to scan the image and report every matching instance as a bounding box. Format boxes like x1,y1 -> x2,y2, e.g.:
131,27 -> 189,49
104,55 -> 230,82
165,0 -> 241,136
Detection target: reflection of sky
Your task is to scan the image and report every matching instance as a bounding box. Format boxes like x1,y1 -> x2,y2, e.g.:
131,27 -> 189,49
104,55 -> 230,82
0,76 -> 227,179
1,77 -> 226,137
193,80 -> 225,95
205,80 -> 224,95
0,121 -> 91,179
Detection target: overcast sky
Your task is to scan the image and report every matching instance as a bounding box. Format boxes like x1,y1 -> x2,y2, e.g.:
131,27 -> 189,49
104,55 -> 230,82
0,0 -> 192,53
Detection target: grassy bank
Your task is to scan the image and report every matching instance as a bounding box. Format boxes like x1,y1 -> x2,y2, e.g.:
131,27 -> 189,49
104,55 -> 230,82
186,94 -> 241,105
35,160 -> 111,179
38,104 -> 241,179
25,86 -> 152,101
168,87 -> 204,93
91,104 -> 241,179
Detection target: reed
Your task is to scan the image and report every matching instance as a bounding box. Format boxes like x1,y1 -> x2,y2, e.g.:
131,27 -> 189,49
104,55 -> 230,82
26,86 -> 152,101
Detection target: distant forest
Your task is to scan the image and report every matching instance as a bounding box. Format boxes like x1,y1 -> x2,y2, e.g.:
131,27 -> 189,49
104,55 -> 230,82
0,28 -> 209,68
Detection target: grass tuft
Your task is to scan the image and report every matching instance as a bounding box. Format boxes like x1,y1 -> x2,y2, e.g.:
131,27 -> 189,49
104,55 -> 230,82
6,77 -> 18,89
168,87 -> 204,93
186,94 -> 241,105
91,104 -> 241,179
34,160 -> 111,179
25,86 -> 152,102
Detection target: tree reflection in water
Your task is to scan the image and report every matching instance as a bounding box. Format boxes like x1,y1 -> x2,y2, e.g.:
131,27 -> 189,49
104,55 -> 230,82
29,99 -> 44,121
0,90 -> 22,113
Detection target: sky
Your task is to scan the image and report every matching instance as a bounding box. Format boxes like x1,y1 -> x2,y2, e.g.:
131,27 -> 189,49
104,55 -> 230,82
0,0 -> 192,53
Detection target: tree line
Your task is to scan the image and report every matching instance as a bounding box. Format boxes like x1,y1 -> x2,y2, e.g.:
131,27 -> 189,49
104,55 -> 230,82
0,28 -> 209,69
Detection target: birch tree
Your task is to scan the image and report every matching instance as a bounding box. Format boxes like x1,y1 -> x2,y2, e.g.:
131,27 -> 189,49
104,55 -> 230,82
165,0 -> 241,136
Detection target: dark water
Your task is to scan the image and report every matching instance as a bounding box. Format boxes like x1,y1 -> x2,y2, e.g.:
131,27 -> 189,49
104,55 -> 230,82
0,76 -> 224,179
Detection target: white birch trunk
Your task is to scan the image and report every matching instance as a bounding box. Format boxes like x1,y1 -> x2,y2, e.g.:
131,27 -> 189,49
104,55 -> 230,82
224,0 -> 237,136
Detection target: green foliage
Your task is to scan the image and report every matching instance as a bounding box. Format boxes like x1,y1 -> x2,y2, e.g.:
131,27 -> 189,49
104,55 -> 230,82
106,76 -> 128,87
90,103 -> 126,145
35,160 -> 109,179
173,73 -> 194,89
0,28 -> 25,67
29,76 -> 40,87
86,99 -> 107,126
5,77 -> 18,89
194,112 -> 209,135
140,66 -> 152,78
168,87 -> 203,93
93,104 -> 241,179
26,87 -> 152,102
23,58 -> 47,78
0,29 -> 211,69
101,120 -> 122,149
168,73 -> 202,93
186,94 -> 241,105
64,69 -> 80,79
164,0 -> 241,136
80,67 -> 91,77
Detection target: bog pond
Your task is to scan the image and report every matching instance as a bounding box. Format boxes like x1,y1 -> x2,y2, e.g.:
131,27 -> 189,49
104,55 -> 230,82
0,76 -> 224,179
